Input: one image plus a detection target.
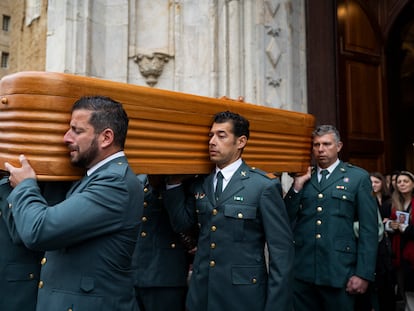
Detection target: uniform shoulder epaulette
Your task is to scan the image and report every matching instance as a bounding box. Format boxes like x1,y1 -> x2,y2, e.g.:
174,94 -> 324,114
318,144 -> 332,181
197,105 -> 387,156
344,162 -> 368,174
249,167 -> 277,179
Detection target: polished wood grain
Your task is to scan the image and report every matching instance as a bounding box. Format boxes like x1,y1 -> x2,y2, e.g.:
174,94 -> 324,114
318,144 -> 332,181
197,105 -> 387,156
0,71 -> 315,180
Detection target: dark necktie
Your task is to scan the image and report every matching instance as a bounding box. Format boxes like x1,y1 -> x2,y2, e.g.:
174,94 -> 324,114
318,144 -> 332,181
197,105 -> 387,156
319,169 -> 329,188
215,171 -> 224,200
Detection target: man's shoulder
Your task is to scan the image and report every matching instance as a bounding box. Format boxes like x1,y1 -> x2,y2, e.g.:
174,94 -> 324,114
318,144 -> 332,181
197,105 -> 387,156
339,162 -> 369,177
244,166 -> 279,184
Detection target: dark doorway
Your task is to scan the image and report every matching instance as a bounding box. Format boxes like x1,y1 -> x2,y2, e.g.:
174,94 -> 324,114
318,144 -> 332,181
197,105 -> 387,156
386,2 -> 414,173
307,0 -> 414,174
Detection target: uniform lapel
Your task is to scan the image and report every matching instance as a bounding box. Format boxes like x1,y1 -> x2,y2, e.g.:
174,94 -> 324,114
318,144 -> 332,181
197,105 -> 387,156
217,163 -> 248,203
319,161 -> 346,190
310,168 -> 319,190
204,172 -> 216,206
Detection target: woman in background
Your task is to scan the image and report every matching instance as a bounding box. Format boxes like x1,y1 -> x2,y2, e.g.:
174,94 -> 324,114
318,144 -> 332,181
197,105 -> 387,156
386,171 -> 414,311
370,172 -> 395,311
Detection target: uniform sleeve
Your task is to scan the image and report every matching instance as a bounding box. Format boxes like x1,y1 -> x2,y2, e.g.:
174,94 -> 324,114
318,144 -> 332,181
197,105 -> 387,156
354,173 -> 379,281
284,187 -> 302,224
7,172 -> 135,251
0,177 -> 24,244
163,184 -> 197,233
262,179 -> 294,311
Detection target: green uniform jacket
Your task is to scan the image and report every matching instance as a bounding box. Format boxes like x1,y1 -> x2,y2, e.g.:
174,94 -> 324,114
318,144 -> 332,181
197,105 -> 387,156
0,178 -> 42,311
133,174 -> 191,287
0,178 -> 70,311
164,161 -> 294,311
284,161 -> 378,287
0,157 -> 142,311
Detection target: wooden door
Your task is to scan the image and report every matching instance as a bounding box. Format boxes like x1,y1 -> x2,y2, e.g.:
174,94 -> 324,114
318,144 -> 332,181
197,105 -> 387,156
336,0 -> 387,173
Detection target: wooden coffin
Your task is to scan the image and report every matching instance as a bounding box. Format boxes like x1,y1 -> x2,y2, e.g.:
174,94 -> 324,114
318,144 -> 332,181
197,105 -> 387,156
0,71 -> 315,181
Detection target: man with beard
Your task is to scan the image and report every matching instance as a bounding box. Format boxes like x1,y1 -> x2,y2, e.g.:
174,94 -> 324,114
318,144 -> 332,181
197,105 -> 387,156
1,96 -> 142,311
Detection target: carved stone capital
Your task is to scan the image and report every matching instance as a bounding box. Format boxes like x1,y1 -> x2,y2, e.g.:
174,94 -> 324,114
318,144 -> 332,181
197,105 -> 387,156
134,52 -> 172,87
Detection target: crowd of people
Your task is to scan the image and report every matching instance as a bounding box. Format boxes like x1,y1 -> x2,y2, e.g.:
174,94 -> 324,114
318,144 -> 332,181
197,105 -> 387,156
0,95 -> 413,311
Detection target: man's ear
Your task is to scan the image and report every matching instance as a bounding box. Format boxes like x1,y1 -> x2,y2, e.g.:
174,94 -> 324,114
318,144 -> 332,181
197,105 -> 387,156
100,128 -> 114,148
337,141 -> 343,153
237,135 -> 247,149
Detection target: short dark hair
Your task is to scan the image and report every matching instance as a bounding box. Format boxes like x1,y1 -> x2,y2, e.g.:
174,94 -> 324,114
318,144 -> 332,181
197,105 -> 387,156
212,111 -> 250,139
312,124 -> 341,143
72,96 -> 129,149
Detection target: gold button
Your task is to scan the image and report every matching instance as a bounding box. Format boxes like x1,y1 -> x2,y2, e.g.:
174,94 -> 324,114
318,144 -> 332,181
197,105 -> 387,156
211,225 -> 217,232
316,234 -> 321,239
142,216 -> 148,222
68,308 -> 73,311
318,193 -> 324,199
41,257 -> 47,265
144,187 -> 149,193
342,195 -> 347,200
171,243 -> 176,248
141,232 -> 147,237
143,201 -> 148,208
38,281 -> 44,288
317,207 -> 323,212
212,209 -> 218,215
252,278 -> 257,284
210,242 -> 216,249
8,203 -> 12,209
237,213 -> 243,219
28,273 -> 35,279
316,220 -> 322,225
210,260 -> 216,267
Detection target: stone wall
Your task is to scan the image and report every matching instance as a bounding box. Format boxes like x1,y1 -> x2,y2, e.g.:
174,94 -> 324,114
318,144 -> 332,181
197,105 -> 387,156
8,0 -> 47,74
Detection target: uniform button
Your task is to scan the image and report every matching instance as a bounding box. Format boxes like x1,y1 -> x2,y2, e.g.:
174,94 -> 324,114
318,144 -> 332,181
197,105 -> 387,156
41,257 -> 47,265
237,213 -> 243,219
142,216 -> 148,222
212,209 -> 218,215
196,209 -> 200,214
68,308 -> 73,311
141,232 -> 147,237
211,225 -> 217,232
8,203 -> 12,209
198,223 -> 201,228
143,187 -> 149,193
143,201 -> 148,208
38,281 -> 44,288
210,242 -> 216,249
318,193 -> 324,199
316,234 -> 321,239
210,260 -> 216,267
252,278 -> 257,284
342,195 -> 347,200
171,243 -> 176,248
28,273 -> 35,279
0,211 -> 2,217
316,220 -> 322,225
317,207 -> 323,212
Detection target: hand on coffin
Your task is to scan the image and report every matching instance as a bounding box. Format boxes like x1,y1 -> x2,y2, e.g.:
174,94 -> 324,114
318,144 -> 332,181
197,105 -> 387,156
4,154 -> 36,188
292,166 -> 312,192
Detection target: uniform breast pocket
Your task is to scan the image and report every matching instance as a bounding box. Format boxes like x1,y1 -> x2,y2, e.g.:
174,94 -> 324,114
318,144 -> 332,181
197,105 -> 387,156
224,204 -> 257,241
331,189 -> 355,218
